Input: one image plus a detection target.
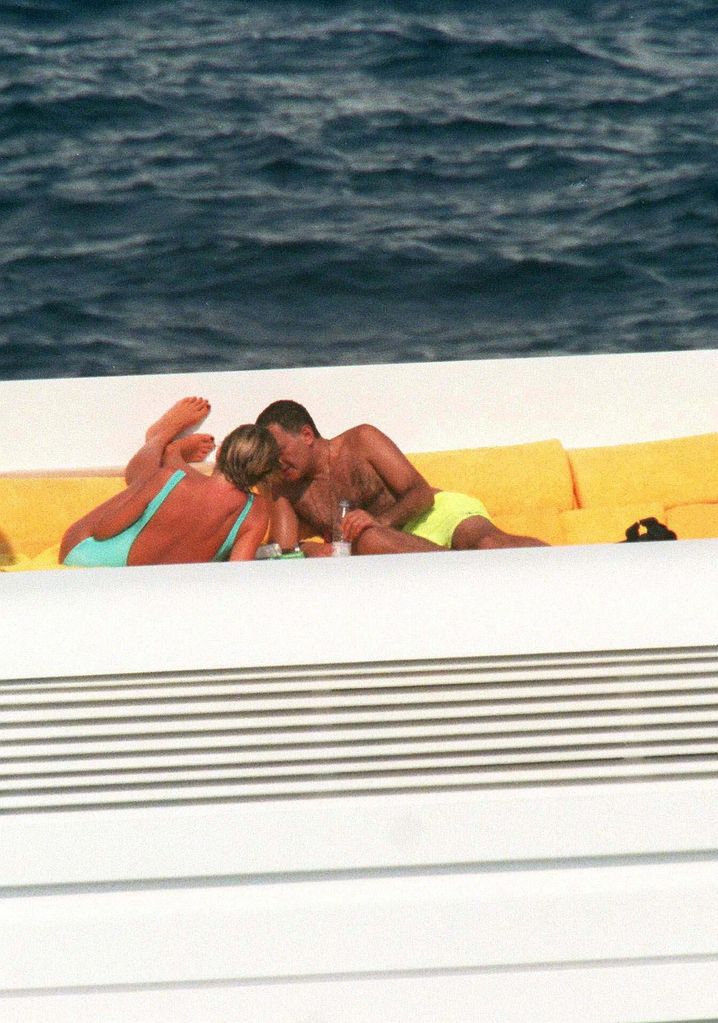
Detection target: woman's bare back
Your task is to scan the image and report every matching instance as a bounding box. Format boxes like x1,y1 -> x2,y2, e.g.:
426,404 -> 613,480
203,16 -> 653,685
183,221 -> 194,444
127,469 -> 257,565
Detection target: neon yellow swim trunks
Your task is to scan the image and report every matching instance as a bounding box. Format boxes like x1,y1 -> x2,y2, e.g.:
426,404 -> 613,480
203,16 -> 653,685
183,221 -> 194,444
402,491 -> 492,548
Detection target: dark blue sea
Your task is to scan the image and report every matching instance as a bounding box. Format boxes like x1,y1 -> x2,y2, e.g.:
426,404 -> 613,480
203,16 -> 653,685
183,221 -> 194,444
1,0 -> 717,380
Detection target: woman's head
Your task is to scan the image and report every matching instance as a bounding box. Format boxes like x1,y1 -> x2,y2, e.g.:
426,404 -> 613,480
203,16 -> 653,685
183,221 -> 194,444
215,424 -> 281,491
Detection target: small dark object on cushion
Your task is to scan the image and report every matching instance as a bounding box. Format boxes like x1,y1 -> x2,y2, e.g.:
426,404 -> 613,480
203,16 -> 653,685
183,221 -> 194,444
622,517 -> 677,542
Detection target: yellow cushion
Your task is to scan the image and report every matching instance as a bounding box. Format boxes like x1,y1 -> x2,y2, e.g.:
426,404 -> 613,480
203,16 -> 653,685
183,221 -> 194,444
0,476 -> 124,559
666,503 -> 718,540
0,544 -> 67,572
569,433 -> 718,510
407,440 -> 574,515
492,508 -> 565,547
560,502 -> 666,546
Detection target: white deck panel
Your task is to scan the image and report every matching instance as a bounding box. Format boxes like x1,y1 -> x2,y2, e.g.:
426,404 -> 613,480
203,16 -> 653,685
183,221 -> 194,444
2,348 -> 717,473
2,845 -> 718,1022
4,859 -> 718,988
2,537 -> 717,682
2,779 -> 718,889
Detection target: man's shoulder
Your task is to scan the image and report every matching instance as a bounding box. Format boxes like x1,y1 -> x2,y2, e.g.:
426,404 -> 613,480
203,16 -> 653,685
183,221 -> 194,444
341,423 -> 392,449
340,423 -> 411,466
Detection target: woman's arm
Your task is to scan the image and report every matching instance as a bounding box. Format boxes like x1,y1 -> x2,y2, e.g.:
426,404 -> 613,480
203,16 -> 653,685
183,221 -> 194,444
229,494 -> 272,561
268,494 -> 301,549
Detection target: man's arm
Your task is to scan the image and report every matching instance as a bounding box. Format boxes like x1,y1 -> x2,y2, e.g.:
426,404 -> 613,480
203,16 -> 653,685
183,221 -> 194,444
354,424 -> 434,529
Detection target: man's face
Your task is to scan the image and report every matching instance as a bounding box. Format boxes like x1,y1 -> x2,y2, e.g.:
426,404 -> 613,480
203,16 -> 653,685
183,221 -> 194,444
266,424 -> 314,482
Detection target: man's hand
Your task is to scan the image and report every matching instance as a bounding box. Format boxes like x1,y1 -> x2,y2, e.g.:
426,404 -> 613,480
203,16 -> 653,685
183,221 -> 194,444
299,540 -> 335,558
342,509 -> 378,543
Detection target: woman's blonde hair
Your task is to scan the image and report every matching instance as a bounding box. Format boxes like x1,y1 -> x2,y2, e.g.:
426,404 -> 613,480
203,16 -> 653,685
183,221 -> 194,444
215,424 -> 280,491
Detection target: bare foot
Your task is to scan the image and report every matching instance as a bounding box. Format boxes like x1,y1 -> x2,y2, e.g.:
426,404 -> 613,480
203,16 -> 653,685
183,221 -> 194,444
145,397 -> 211,444
164,434 -> 215,465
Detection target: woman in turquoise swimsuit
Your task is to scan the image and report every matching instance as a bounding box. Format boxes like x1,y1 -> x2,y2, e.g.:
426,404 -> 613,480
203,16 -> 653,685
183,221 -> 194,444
60,397 -> 280,567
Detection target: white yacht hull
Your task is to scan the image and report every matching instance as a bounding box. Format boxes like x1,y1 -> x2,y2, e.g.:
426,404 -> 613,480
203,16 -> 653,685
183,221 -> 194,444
1,350 -> 717,1021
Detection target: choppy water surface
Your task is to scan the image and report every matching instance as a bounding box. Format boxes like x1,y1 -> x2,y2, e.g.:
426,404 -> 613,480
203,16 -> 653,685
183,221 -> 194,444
1,0 -> 717,378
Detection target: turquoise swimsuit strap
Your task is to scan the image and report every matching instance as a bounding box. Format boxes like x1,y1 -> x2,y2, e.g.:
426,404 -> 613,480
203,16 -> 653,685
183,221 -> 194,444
213,492 -> 255,562
138,469 -> 186,525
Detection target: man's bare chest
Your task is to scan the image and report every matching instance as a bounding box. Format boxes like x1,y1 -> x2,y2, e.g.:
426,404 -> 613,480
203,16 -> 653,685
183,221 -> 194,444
292,462 -> 392,531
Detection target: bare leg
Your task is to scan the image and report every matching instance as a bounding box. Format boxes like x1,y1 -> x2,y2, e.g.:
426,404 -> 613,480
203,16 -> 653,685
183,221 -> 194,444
125,397 -> 211,484
354,516 -> 547,556
354,525 -> 446,556
451,515 -> 548,550
163,434 -> 215,471
60,398 -> 213,563
144,397 -> 211,443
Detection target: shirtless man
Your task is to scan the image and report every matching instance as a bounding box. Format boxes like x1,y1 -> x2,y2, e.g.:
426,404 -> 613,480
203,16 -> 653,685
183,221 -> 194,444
255,400 -> 547,556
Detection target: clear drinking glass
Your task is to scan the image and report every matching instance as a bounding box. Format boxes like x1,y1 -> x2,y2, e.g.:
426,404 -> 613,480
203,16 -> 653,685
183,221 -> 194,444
332,499 -> 352,556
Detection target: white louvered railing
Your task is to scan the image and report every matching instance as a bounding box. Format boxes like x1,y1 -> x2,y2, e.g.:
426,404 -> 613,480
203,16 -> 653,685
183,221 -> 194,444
2,645 -> 718,813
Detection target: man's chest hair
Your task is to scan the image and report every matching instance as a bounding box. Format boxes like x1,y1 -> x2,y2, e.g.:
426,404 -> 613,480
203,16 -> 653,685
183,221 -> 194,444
295,462 -> 392,526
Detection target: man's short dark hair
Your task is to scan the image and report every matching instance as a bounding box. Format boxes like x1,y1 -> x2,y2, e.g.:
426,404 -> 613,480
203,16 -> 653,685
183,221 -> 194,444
255,400 -> 321,438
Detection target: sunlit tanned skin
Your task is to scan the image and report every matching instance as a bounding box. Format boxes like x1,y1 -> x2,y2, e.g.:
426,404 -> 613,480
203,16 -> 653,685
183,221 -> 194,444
60,398 -> 275,565
256,401 -> 547,557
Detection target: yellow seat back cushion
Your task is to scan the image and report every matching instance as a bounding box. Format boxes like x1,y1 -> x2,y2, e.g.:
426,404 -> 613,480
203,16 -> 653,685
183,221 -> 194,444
560,502 -> 666,546
407,440 -> 574,515
0,476 -> 124,560
492,508 -> 564,547
569,433 -> 718,510
666,503 -> 718,540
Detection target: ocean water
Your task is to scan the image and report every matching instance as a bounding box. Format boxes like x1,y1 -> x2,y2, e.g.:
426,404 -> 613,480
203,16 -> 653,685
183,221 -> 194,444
1,0 -> 717,380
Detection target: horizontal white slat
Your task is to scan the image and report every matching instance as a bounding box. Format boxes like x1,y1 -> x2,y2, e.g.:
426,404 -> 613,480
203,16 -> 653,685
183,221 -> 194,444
5,692 -> 718,731
2,647 -> 717,688
3,673 -> 718,710
3,759 -> 718,812
1,646 -> 716,690
3,733 -> 718,777
3,742 -> 718,793
4,721 -> 718,763
4,703 -> 718,744
4,959 -> 718,1023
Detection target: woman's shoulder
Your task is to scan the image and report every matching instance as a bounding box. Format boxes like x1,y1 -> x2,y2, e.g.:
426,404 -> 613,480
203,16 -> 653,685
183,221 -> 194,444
248,490 -> 271,516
